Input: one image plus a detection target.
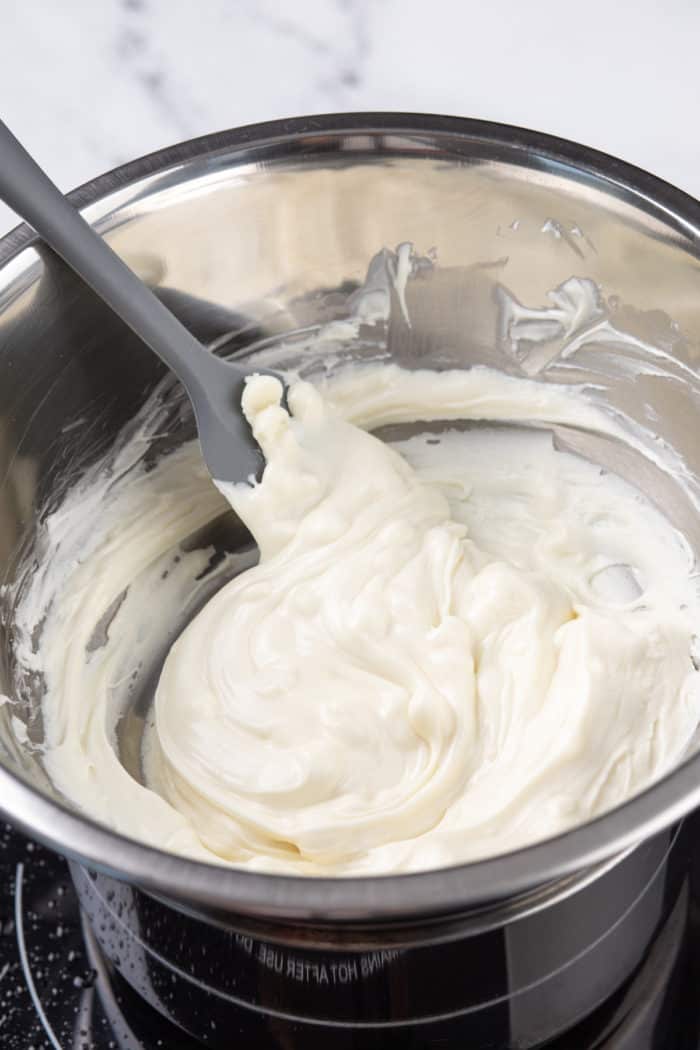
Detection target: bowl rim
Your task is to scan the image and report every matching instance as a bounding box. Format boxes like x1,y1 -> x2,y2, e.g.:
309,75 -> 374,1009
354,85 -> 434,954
1,111 -> 700,923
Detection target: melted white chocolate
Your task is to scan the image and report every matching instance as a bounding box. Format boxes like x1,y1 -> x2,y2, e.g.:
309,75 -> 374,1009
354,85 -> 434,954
19,366 -> 700,874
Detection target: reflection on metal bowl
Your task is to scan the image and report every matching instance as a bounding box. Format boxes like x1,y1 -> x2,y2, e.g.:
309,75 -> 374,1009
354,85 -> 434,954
1,114 -> 700,1046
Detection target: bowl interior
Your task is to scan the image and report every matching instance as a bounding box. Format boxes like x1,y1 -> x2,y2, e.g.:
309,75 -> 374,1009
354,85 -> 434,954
1,116 -> 700,914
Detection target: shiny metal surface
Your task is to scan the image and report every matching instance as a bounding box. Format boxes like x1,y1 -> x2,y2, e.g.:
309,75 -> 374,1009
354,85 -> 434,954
68,826 -> 679,1042
0,114 -> 700,928
0,116 -> 268,486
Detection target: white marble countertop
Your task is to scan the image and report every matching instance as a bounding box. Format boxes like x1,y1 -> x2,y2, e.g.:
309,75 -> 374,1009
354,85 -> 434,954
1,0 -> 699,236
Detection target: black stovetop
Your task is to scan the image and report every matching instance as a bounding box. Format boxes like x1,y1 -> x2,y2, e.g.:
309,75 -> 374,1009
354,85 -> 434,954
2,819 -> 700,1050
0,823 -> 200,1050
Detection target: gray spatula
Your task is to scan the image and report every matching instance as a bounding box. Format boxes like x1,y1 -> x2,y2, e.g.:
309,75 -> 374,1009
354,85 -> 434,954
0,118 -> 274,485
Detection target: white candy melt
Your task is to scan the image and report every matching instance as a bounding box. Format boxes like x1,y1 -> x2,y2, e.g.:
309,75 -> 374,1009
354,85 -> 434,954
152,374 -> 700,873
22,366 -> 700,875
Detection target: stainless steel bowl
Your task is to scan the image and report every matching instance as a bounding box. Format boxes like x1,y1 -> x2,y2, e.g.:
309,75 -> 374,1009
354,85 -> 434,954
0,114 -> 700,1044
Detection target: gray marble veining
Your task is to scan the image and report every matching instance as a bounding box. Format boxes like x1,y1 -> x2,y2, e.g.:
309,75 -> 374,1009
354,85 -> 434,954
0,0 -> 698,237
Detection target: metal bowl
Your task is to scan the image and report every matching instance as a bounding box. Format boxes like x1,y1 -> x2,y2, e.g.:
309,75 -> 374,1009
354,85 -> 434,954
0,113 -> 699,970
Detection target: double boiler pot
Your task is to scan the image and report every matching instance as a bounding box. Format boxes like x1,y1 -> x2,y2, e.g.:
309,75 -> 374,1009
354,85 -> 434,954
1,115 -> 700,1047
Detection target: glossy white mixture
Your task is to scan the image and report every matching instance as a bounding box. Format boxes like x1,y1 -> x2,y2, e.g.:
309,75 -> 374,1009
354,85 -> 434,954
18,366 -> 700,874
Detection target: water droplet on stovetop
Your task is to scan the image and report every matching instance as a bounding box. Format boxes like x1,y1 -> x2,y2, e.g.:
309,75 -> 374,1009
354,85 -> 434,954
73,967 -> 97,989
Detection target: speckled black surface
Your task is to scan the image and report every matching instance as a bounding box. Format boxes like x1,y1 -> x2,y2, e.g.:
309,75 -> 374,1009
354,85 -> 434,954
2,817 -> 700,1050
0,823 -> 198,1050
